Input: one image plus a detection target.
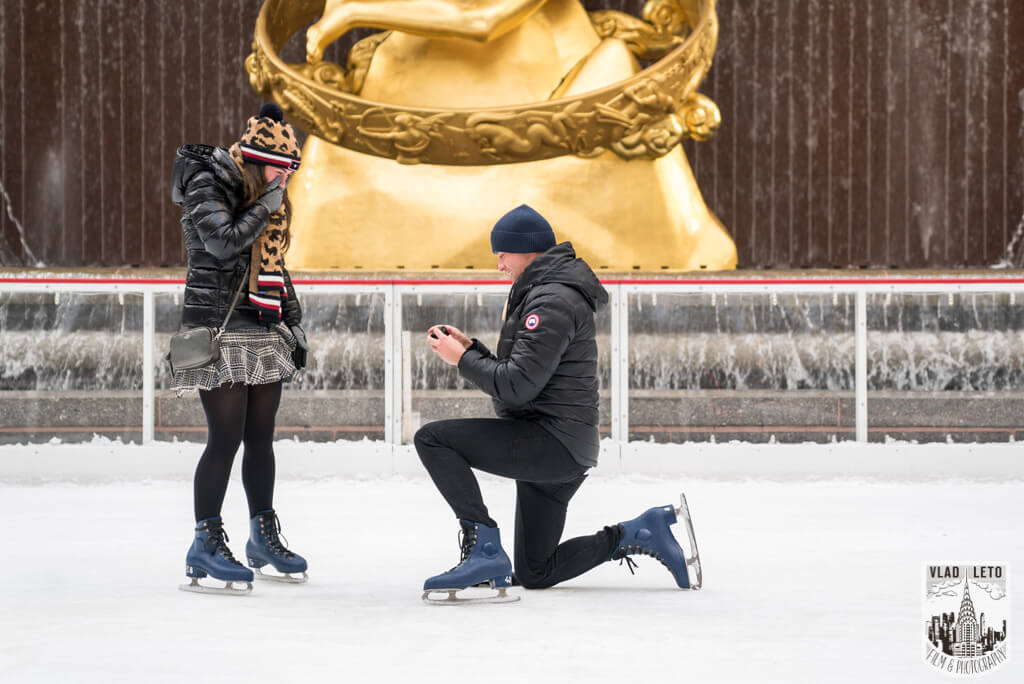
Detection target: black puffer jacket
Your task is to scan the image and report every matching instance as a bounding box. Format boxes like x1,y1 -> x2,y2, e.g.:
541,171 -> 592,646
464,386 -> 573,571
457,242 -> 609,467
170,144 -> 300,330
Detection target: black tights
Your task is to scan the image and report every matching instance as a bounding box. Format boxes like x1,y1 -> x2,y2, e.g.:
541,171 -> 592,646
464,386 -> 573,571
193,381 -> 282,522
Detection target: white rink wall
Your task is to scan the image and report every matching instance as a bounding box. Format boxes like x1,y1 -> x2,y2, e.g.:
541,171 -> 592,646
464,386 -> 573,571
1,438 -> 1023,483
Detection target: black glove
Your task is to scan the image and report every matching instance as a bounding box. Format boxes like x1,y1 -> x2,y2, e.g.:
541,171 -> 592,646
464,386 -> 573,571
256,176 -> 284,214
259,309 -> 281,329
290,324 -> 310,369
282,297 -> 302,328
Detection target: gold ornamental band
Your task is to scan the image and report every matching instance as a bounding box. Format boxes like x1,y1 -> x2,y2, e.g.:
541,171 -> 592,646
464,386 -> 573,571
246,0 -> 721,166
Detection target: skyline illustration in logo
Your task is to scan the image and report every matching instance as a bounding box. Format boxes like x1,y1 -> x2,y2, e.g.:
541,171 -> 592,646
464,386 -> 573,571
925,565 -> 1009,676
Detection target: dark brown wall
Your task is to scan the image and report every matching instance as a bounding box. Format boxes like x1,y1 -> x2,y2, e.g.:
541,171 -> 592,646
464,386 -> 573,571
2,0 -> 1023,269
686,0 -> 1024,269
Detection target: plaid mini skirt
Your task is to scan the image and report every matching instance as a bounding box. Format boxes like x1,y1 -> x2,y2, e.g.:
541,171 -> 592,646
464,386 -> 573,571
171,323 -> 298,394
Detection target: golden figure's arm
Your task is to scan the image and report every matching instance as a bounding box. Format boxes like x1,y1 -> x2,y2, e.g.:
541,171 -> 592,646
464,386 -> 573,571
306,0 -> 550,62
679,0 -> 701,27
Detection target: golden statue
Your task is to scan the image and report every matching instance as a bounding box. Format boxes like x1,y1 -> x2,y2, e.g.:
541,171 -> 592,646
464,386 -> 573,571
247,0 -> 736,270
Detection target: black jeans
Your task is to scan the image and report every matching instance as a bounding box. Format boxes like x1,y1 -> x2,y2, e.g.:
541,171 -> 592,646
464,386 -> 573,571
414,418 -> 621,589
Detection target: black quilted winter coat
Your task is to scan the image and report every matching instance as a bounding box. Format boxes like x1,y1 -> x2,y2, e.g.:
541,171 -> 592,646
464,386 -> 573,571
170,144 -> 300,330
457,242 -> 609,467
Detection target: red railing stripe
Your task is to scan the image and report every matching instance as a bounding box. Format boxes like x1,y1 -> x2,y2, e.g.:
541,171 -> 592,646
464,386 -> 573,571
3,276 -> 1024,286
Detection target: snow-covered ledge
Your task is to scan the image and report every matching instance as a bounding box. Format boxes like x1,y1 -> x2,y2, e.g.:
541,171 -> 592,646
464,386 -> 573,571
1,438 -> 1021,484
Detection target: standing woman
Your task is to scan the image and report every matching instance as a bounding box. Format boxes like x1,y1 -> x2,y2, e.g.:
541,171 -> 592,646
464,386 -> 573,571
170,103 -> 310,593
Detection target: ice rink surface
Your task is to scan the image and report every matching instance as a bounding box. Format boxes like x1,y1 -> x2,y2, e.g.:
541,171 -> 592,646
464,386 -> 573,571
2,441 -> 1022,683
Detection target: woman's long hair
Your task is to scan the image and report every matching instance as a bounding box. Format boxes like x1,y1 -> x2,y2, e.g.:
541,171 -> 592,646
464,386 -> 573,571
239,161 -> 292,253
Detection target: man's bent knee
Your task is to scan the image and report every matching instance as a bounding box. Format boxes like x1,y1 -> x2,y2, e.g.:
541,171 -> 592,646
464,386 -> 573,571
413,423 -> 433,450
414,419 -> 465,451
514,563 -> 558,590
414,420 -> 458,465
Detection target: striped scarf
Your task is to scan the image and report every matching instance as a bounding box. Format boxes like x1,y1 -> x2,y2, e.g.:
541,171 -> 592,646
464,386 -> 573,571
229,143 -> 288,326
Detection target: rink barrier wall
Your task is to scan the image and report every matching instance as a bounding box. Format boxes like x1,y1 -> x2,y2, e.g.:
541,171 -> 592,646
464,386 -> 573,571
4,440 -> 1024,482
5,275 -> 1024,453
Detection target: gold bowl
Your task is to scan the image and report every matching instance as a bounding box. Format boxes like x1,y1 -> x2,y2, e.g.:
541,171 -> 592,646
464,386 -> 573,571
246,0 -> 721,166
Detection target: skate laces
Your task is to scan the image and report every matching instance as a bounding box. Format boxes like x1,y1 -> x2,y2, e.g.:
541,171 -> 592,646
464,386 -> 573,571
206,526 -> 243,566
615,543 -> 668,574
447,527 -> 477,571
262,514 -> 294,559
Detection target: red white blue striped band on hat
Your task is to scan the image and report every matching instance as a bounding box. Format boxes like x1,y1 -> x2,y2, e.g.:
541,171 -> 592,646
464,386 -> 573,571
239,144 -> 301,171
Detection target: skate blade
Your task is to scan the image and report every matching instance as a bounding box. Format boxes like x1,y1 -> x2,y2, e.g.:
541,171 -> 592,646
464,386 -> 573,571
422,586 -> 520,605
674,492 -> 703,590
178,577 -> 253,595
253,567 -> 308,584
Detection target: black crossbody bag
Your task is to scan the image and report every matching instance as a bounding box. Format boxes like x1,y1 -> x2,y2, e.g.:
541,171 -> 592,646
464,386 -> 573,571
167,266 -> 249,374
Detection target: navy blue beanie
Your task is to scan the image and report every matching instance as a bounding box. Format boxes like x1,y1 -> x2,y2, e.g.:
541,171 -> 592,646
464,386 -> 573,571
490,204 -> 557,254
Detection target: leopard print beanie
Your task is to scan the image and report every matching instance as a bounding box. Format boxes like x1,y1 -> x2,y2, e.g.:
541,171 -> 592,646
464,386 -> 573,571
238,102 -> 301,169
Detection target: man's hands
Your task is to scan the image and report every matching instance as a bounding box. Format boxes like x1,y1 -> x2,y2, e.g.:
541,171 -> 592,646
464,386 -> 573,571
427,324 -> 471,366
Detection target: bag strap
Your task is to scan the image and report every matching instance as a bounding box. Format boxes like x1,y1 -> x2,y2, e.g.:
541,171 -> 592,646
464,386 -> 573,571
215,265 -> 251,338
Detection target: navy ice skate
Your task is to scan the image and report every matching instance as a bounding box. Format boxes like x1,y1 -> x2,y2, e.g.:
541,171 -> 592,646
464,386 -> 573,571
245,509 -> 308,583
180,517 -> 253,595
612,493 -> 703,589
422,520 -> 518,604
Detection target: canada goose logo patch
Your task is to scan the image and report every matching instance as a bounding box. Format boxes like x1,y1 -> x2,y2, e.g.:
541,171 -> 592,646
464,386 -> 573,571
524,313 -> 540,330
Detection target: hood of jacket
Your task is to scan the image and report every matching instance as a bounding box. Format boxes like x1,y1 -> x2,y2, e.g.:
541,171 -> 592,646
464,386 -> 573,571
170,144 -> 242,206
509,242 -> 609,313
